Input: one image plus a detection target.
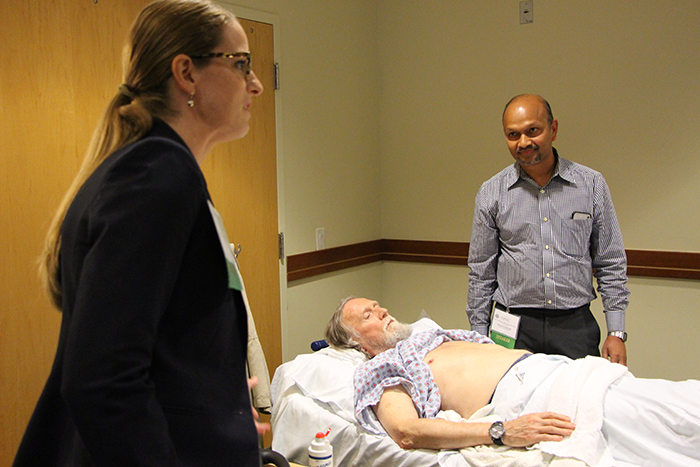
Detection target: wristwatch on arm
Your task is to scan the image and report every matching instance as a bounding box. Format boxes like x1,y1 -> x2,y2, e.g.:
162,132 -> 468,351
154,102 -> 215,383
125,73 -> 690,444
607,331 -> 627,342
489,421 -> 505,446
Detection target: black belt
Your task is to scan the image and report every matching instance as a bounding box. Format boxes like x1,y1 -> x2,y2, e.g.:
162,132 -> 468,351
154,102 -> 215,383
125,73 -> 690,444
495,302 -> 589,316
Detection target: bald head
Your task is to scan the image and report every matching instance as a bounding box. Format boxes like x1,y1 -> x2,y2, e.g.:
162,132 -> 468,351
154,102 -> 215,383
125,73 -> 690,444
503,94 -> 554,125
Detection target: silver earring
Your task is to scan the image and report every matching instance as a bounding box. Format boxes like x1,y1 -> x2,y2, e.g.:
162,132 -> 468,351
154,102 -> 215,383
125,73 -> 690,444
187,92 -> 195,107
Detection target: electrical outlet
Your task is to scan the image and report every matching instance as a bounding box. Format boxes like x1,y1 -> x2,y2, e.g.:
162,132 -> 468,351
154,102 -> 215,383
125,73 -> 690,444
316,228 -> 325,250
520,0 -> 533,24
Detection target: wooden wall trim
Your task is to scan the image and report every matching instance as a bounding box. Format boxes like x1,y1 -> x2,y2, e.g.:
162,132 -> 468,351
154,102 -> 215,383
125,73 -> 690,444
286,240 -> 384,282
287,240 -> 700,283
381,239 -> 469,266
626,249 -> 700,280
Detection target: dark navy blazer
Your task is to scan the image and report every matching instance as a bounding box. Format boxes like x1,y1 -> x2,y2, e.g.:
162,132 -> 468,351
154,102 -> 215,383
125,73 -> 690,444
14,120 -> 259,466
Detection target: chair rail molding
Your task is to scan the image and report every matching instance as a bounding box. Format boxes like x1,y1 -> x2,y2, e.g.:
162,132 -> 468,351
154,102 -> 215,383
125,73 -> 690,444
287,239 -> 700,283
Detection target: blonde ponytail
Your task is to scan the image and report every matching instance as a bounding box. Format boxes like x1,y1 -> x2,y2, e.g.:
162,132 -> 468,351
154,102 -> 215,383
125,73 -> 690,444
40,0 -> 233,309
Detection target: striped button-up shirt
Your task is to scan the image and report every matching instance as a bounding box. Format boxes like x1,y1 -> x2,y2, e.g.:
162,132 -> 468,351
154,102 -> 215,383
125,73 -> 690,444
467,151 -> 629,337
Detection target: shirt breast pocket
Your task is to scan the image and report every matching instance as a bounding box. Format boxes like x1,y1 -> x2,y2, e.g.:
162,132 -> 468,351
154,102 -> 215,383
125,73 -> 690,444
560,218 -> 593,258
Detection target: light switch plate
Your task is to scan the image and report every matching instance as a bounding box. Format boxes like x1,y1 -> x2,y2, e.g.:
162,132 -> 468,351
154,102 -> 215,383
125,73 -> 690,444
520,0 -> 533,24
316,227 -> 325,250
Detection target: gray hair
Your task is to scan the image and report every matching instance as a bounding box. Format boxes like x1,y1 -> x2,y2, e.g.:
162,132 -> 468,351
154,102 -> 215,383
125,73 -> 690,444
324,296 -> 367,356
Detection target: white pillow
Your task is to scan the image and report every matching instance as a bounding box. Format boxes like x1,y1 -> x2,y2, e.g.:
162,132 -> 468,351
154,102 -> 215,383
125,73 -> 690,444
273,347 -> 362,422
412,316 -> 442,334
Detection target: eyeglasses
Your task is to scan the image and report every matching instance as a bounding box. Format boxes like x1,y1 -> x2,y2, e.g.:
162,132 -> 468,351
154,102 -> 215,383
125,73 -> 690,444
190,52 -> 252,78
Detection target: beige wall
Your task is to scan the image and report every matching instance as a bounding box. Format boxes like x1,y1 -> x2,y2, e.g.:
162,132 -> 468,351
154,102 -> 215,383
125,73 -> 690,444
286,263 -> 384,359
374,0 -> 700,380
230,1 -> 700,380
246,0 -> 384,254
377,1 -> 700,248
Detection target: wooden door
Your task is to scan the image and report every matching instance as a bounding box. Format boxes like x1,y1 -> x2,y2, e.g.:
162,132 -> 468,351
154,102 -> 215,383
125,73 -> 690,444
0,2 -> 151,463
0,3 -> 281,464
201,17 -> 282,387
202,17 -> 281,448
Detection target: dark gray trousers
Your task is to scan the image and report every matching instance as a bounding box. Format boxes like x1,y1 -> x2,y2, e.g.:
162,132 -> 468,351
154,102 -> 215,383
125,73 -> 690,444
496,303 -> 601,359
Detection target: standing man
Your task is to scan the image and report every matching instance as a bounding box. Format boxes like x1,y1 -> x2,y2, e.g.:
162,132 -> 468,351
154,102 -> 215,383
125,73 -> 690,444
467,94 -> 629,364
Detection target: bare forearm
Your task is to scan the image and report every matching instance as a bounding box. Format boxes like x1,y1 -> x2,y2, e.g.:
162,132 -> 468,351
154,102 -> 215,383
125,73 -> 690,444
386,413 -> 575,451
387,418 -> 491,450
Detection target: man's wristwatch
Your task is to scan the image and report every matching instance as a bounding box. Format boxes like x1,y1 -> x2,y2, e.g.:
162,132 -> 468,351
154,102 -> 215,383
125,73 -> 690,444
489,421 -> 505,446
608,331 -> 627,342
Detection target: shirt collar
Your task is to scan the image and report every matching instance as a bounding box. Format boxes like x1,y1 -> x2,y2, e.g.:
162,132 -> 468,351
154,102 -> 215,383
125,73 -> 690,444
551,149 -> 577,184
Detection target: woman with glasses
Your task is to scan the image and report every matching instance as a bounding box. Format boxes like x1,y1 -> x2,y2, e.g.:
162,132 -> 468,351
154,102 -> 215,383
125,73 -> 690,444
14,1 -> 265,465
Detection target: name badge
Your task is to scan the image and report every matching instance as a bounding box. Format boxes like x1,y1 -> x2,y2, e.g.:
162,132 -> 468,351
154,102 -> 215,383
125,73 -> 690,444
207,201 -> 243,291
490,308 -> 520,349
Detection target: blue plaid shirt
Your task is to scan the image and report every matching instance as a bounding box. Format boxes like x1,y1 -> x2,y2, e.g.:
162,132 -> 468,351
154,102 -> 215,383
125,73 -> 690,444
467,150 -> 629,336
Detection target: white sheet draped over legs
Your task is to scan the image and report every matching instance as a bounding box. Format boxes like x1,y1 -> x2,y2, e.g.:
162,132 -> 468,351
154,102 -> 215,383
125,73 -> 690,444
490,354 -> 700,467
602,374 -> 700,467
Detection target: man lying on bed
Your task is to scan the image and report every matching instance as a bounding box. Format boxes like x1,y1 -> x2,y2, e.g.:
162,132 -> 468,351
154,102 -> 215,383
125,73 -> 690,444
325,297 -> 700,466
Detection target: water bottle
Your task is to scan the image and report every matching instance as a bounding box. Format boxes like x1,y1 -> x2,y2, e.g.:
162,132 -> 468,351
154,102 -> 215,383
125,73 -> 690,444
308,428 -> 333,467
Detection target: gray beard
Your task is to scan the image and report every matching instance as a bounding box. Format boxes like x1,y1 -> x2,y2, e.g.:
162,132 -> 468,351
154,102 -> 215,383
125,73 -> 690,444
368,321 -> 413,354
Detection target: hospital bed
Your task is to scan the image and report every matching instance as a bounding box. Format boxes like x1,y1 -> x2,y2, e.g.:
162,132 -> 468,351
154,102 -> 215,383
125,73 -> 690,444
268,317 -> 664,467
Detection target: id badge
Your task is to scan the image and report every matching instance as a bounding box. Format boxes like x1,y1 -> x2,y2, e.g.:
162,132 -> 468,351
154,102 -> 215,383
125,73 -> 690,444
207,201 -> 243,291
490,307 -> 520,349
